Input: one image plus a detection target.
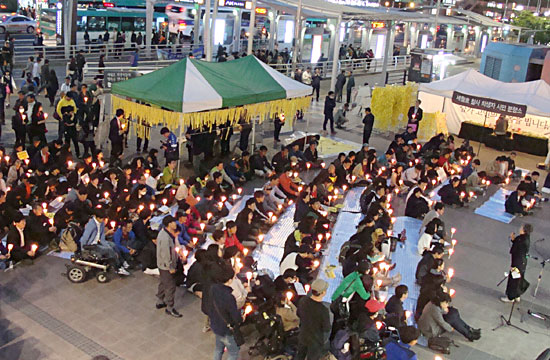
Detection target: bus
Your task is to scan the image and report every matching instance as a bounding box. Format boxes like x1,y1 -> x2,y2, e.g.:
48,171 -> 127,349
40,6 -> 168,44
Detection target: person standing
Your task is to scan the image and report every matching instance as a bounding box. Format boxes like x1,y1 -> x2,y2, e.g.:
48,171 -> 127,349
274,113 -> 285,145
407,100 -> 423,135
311,68 -> 321,102
160,127 -> 179,165
109,109 -> 126,164
209,264 -> 243,360
362,107 -> 375,144
323,91 -> 336,135
346,71 -> 355,104
295,279 -> 331,360
75,50 -> 86,83
495,114 -> 509,151
335,70 -> 346,103
302,67 -> 312,86
501,224 -> 532,303
156,215 -> 182,317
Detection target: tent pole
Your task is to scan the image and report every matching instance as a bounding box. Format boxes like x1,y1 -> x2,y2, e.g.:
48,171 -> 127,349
251,116 -> 256,152
177,113 -> 184,176
477,111 -> 488,156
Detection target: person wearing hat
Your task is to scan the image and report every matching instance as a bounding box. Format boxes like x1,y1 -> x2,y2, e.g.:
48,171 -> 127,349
156,215 -> 182,317
295,279 -> 331,360
351,298 -> 385,347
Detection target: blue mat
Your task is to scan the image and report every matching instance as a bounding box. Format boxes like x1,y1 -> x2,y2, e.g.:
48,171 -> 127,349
474,188 -> 515,224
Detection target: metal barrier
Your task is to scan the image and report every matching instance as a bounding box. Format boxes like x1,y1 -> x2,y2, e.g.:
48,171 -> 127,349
13,42 -> 203,64
81,55 -> 411,84
268,55 -> 411,78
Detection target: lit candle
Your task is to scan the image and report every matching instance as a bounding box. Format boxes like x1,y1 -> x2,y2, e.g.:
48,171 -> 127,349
469,191 -> 474,198
405,310 -> 412,319
246,271 -> 252,286
258,234 -> 264,242
342,185 -> 348,192
317,234 -> 323,241
376,279 -> 383,288
42,202 -> 47,210
182,249 -> 189,258
325,232 -> 331,240
4,156 -> 9,163
99,160 -> 105,168
313,259 -> 320,268
221,196 -> 227,202
199,223 -> 206,231
104,192 -> 109,199
321,162 -> 326,168
31,244 -> 38,253
306,162 -> 311,170
271,215 -> 277,223
448,268 -> 455,279
162,198 -> 167,206
237,188 -> 243,195
449,288 -> 456,297
110,221 -> 116,228
243,248 -> 249,256
48,218 -> 54,226
451,227 -> 456,235
297,186 -> 303,192
206,212 -> 213,220
451,239 -> 457,248
304,284 -> 311,293
288,199 -> 293,205
277,204 -> 282,211
175,246 -> 180,254
315,243 -> 321,251
149,204 -> 155,211
286,291 -> 293,301
192,237 -> 198,245
448,248 -> 455,258
232,194 -> 237,201
244,304 -> 253,316
138,204 -> 144,212
268,211 -> 273,218
7,243 -> 13,254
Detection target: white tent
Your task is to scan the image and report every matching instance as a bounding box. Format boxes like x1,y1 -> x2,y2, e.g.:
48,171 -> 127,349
418,69 -> 550,134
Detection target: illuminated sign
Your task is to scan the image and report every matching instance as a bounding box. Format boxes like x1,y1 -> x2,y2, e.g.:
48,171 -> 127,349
219,0 -> 252,8
371,21 -> 386,29
327,0 -> 380,7
255,7 -> 267,14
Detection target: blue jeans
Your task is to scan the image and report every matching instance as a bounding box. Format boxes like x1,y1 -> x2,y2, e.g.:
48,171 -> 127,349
213,333 -> 240,360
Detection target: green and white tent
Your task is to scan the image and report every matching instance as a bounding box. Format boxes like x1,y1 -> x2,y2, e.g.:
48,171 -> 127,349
112,55 -> 312,114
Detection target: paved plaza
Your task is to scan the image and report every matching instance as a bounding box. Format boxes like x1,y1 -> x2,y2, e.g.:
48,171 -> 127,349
1,77 -> 550,360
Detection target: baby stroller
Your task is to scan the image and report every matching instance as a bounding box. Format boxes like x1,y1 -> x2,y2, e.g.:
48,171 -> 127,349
248,310 -> 298,360
65,245 -> 112,284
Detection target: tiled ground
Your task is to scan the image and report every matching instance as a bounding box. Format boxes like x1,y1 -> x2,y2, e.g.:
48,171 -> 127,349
2,60 -> 550,360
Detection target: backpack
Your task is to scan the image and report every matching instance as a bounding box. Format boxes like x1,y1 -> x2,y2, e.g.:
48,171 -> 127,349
330,328 -> 353,360
338,239 -> 362,265
59,222 -> 83,252
428,336 -> 456,354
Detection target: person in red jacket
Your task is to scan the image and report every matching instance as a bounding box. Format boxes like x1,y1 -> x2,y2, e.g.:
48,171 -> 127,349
279,170 -> 300,198
224,220 -> 244,253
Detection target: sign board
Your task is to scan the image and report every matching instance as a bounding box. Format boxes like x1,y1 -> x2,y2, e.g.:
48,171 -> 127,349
408,53 -> 432,83
219,0 -> 252,9
371,21 -> 386,29
255,7 -> 267,14
451,91 -> 527,117
104,70 -> 139,89
327,0 -> 380,7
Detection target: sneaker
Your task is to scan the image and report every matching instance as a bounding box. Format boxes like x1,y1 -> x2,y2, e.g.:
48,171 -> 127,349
117,267 -> 130,276
156,302 -> 167,309
165,309 -> 182,318
202,325 -> 211,333
500,296 -> 519,303
122,261 -> 130,269
143,268 -> 160,276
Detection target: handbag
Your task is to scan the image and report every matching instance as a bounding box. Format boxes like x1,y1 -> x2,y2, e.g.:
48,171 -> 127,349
212,297 -> 245,346
428,336 -> 456,355
330,277 -> 357,321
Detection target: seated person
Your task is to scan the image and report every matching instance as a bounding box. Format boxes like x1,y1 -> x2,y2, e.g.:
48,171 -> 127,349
209,160 -> 235,189
26,202 -> 57,248
303,141 -> 323,168
112,220 -> 136,267
418,292 -> 480,342
158,159 -> 178,189
272,146 -> 291,174
384,325 -> 420,360
175,211 -> 192,247
275,292 -> 300,332
224,160 -> 245,186
405,187 -> 430,219
79,208 -> 130,276
485,156 -> 508,184
278,170 -> 300,199
6,212 -> 38,263
417,222 -> 437,256
274,268 -> 300,301
250,146 -> 274,177
385,284 -> 409,329
224,221 -> 244,252
505,184 -> 529,216
438,177 -> 465,207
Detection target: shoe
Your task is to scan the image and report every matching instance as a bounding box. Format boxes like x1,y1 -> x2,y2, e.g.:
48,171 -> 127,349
500,296 -> 519,303
143,268 -> 160,276
117,267 -> 130,276
156,302 -> 167,309
331,131 -> 337,135
136,149 -> 141,153
165,309 -> 182,318
122,261 -> 130,269
202,325 -> 211,333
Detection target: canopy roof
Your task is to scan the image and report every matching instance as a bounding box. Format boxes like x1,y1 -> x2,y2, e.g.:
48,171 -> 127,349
111,55 -> 311,114
418,69 -> 550,117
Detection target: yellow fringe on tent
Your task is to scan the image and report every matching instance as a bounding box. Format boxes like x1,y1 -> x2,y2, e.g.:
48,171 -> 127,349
111,95 -> 312,139
370,83 -> 418,132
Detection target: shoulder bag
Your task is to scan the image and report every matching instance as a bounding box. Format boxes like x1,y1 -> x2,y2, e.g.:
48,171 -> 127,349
212,296 -> 245,346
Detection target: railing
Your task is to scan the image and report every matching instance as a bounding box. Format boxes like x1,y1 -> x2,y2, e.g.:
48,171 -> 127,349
268,55 -> 411,78
13,42 -> 204,64
81,55 -> 411,84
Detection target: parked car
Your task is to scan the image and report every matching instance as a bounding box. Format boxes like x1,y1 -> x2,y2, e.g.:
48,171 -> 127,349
0,15 -> 36,34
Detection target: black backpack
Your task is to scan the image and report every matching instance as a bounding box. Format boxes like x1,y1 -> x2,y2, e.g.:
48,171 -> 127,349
428,336 -> 457,354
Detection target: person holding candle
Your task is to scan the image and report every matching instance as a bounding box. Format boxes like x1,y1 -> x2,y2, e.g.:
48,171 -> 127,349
26,202 -> 57,248
385,284 -> 409,329
501,224 -> 532,303
109,109 -> 126,164
112,220 -> 136,268
6,212 -> 36,263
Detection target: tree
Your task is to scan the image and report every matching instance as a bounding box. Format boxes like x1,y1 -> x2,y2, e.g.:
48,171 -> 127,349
512,11 -> 550,44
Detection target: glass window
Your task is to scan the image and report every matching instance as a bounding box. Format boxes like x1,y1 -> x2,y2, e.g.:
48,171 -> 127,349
134,18 -> 145,32
106,17 -> 120,31
87,16 -> 106,31
121,17 -> 133,32
76,16 -> 87,31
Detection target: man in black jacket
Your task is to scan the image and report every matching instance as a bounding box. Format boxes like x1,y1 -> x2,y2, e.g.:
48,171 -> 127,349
502,224 -> 532,302
27,202 -> 57,248
415,244 -> 444,285
407,99 -> 423,135
323,91 -> 336,135
385,284 -> 408,328
209,265 -> 243,360
295,279 -> 331,360
109,109 -> 126,164
505,185 -> 528,215
362,107 -> 375,145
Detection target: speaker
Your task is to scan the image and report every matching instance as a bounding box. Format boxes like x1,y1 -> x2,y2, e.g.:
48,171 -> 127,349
536,349 -> 550,360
